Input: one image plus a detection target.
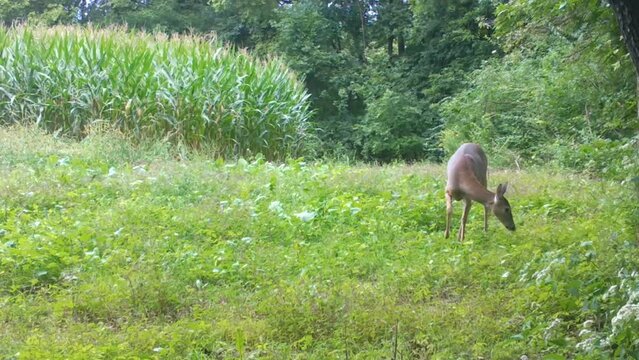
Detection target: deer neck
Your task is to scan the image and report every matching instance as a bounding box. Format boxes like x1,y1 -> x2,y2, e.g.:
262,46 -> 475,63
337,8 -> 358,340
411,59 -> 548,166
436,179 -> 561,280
461,177 -> 495,206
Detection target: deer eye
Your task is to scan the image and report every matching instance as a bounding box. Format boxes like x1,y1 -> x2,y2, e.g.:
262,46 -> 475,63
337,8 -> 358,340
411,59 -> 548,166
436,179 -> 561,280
505,208 -> 511,213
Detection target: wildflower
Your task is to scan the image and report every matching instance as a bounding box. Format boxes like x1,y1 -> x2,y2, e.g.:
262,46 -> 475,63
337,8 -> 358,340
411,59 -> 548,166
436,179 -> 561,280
295,210 -> 316,222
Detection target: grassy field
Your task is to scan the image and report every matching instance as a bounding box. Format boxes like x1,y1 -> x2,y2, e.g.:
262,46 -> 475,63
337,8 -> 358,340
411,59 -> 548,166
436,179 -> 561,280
0,126 -> 637,359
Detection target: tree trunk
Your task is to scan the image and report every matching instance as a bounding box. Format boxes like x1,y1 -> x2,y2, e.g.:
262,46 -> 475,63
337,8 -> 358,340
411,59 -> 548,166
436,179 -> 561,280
388,35 -> 394,57
357,0 -> 367,48
398,35 -> 405,56
608,0 -> 639,117
609,1 -> 639,73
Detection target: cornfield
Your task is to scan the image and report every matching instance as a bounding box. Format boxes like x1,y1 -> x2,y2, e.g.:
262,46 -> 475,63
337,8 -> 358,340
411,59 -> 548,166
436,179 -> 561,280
0,25 -> 312,160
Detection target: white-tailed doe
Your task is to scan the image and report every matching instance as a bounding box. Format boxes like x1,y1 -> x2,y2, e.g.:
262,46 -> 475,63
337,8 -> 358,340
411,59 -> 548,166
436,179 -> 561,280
445,143 -> 515,242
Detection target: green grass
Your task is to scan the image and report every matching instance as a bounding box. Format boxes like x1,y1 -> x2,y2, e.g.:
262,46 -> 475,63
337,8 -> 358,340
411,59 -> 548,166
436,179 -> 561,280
0,126 -> 637,359
0,25 -> 312,160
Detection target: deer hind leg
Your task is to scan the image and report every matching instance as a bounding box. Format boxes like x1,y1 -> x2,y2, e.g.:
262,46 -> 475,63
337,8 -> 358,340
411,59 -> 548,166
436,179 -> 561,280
458,198 -> 472,242
445,191 -> 453,239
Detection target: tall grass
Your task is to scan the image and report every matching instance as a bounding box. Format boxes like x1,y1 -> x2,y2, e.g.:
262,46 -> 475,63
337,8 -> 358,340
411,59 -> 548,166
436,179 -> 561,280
0,25 -> 312,160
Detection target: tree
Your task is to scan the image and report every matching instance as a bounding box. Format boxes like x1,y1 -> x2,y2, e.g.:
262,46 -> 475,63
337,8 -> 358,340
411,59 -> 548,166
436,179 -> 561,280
209,0 -> 290,49
274,0 -> 366,157
0,0 -> 85,25
609,1 -> 639,118
92,0 -> 218,34
609,1 -> 639,75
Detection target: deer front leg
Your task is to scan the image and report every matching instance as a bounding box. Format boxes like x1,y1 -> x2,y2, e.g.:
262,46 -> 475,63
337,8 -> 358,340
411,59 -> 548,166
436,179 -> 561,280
458,198 -> 472,242
445,191 -> 453,239
484,204 -> 489,232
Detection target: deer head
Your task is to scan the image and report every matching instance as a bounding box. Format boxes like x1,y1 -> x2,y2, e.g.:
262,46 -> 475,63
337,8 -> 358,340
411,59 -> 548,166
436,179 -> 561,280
492,183 -> 515,231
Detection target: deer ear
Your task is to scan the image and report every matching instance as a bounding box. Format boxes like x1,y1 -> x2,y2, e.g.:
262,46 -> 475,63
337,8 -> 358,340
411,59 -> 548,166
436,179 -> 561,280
496,183 -> 508,196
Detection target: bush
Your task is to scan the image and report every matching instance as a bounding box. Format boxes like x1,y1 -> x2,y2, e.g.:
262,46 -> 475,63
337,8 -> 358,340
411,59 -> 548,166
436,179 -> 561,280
355,90 -> 438,163
439,38 -> 638,180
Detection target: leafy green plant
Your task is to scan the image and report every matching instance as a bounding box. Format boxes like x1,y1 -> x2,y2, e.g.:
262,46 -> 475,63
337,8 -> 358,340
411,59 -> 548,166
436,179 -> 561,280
0,126 -> 637,358
439,0 -> 638,180
0,25 -> 312,160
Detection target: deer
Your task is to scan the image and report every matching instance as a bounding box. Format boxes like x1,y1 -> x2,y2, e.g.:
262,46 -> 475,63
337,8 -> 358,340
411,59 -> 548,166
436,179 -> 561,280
445,143 -> 515,242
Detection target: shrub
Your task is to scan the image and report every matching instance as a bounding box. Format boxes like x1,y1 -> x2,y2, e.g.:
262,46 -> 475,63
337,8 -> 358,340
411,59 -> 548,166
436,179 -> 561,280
439,35 -> 638,180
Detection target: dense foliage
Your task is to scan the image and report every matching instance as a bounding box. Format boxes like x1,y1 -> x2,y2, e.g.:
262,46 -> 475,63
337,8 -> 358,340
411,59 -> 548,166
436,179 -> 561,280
0,0 -> 500,163
1,0 -> 636,178
440,0 -> 639,180
0,126 -> 637,358
0,26 -> 311,160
